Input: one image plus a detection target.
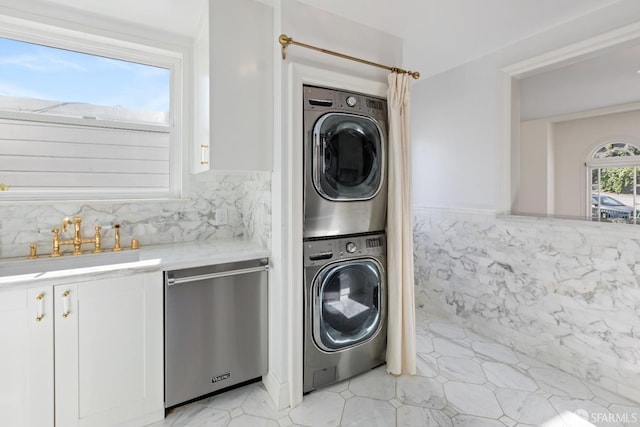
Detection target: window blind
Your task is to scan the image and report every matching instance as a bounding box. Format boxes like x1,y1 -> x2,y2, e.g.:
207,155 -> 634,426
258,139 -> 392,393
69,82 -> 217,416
0,117 -> 170,198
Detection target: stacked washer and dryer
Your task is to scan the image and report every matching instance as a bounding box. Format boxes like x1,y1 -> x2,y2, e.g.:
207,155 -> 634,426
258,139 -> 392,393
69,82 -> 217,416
302,85 -> 389,393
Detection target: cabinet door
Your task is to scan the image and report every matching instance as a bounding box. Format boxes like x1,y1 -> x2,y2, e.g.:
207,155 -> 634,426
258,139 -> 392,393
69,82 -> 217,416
192,3 -> 210,175
210,0 -> 273,171
55,272 -> 163,427
0,286 -> 54,427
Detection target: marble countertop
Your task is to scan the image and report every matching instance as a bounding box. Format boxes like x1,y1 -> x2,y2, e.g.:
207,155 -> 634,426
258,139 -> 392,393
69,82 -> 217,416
0,238 -> 269,289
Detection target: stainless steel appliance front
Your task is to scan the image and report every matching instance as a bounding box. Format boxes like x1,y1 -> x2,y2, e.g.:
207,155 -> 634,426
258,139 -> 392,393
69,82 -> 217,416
303,85 -> 388,238
164,259 -> 268,408
303,233 -> 387,393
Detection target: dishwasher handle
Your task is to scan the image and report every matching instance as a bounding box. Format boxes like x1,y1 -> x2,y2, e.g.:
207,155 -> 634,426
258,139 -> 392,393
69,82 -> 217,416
166,265 -> 269,287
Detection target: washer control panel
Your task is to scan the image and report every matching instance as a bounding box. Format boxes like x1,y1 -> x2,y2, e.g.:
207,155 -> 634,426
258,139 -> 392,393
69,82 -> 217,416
304,233 -> 386,266
303,85 -> 387,119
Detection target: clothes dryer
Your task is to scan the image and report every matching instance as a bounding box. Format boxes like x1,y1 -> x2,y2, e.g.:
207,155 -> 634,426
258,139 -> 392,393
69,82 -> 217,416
303,85 -> 388,238
303,232 -> 387,393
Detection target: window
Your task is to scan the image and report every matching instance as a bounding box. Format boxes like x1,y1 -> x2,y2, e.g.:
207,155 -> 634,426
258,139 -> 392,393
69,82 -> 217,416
0,18 -> 185,201
587,142 -> 640,224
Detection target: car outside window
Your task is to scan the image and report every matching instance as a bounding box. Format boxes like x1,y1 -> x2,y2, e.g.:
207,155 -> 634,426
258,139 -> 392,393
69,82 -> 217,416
588,142 -> 640,224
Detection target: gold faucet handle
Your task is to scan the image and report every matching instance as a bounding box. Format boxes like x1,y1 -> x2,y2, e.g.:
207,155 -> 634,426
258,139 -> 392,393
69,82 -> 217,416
112,224 -> 122,251
93,225 -> 103,253
51,228 -> 61,257
28,243 -> 38,259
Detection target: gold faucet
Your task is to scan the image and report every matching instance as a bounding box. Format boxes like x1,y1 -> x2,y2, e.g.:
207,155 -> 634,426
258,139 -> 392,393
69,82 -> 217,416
51,216 -> 103,256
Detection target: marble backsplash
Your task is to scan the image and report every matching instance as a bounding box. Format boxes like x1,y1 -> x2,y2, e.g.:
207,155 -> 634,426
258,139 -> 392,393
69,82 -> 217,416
413,207 -> 640,404
0,170 -> 271,259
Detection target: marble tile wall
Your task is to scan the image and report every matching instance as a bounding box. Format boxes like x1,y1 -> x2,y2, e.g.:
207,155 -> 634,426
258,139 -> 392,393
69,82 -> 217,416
413,207 -> 640,404
0,170 -> 271,259
242,171 -> 272,250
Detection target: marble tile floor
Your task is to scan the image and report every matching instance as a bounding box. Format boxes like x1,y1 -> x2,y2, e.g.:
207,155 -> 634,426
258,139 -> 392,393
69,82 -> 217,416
150,311 -> 640,427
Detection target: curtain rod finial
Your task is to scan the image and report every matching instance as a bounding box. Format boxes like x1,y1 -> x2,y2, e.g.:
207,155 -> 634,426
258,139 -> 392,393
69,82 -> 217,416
410,71 -> 420,79
279,34 -> 292,60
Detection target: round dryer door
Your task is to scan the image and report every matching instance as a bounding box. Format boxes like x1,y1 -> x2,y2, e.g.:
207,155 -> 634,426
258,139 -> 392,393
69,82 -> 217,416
313,259 -> 384,352
313,113 -> 385,201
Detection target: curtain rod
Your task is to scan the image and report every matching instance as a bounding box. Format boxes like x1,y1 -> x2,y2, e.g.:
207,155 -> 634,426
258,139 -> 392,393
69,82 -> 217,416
278,34 -> 420,80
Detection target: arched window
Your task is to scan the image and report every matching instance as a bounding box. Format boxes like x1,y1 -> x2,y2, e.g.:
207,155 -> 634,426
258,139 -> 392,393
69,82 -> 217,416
587,142 -> 640,223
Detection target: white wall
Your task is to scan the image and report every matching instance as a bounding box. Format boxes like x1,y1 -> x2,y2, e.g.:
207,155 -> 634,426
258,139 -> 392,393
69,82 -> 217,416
517,120 -> 550,215
281,0 -> 401,83
412,57 -> 503,210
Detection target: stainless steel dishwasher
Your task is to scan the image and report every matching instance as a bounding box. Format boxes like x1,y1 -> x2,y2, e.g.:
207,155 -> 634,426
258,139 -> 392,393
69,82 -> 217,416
164,258 -> 269,408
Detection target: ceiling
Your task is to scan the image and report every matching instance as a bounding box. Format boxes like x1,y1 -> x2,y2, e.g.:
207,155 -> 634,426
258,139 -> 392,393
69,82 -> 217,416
12,0 -> 625,79
19,0 -> 207,39
520,42 -> 640,120
296,0 -> 623,77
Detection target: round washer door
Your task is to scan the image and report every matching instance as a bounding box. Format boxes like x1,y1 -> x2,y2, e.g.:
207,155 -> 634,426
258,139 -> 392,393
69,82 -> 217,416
313,113 -> 385,201
313,259 -> 384,352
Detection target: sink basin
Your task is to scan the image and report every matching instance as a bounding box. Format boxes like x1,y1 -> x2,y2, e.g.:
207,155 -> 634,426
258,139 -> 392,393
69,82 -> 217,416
0,250 -> 141,278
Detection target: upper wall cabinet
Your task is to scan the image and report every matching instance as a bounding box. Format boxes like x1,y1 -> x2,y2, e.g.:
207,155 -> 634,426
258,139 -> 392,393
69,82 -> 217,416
192,3 -> 211,174
194,0 -> 274,173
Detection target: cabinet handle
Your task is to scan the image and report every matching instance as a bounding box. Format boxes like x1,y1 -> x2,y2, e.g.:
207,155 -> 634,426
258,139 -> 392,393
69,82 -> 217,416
35,293 -> 45,322
200,144 -> 209,165
166,265 -> 269,286
62,290 -> 71,318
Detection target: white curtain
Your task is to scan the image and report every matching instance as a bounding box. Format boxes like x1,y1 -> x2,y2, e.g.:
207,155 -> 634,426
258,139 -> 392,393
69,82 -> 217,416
385,72 -> 416,375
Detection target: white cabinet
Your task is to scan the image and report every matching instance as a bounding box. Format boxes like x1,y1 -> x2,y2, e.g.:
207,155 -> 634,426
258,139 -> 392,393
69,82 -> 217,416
211,0 -> 274,171
193,0 -> 273,173
55,272 -> 164,427
192,2 -> 211,175
0,286 -> 54,427
0,271 -> 163,427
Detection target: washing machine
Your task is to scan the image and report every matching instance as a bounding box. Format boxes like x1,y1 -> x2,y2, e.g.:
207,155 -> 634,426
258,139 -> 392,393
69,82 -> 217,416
303,232 -> 387,393
303,85 -> 388,239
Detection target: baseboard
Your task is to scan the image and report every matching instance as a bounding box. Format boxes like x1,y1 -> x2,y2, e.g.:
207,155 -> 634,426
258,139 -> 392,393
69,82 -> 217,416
262,371 -> 290,410
121,408 -> 164,427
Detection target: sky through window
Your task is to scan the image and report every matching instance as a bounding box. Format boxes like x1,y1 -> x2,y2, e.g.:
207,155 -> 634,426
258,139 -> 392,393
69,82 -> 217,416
0,37 -> 170,117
